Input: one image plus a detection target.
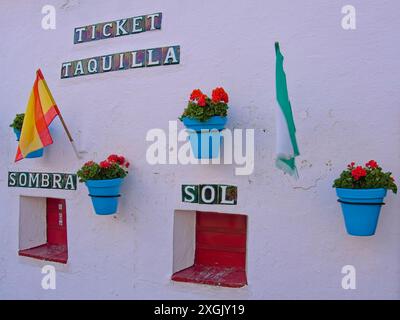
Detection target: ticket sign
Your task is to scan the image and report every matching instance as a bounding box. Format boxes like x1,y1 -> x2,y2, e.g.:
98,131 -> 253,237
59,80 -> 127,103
8,172 -> 77,190
182,185 -> 238,205
74,13 -> 162,44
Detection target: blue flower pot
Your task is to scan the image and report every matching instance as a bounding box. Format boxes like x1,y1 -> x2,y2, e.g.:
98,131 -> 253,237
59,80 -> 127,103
336,188 -> 387,236
13,129 -> 44,158
86,178 -> 124,215
13,128 -> 21,141
182,116 -> 227,159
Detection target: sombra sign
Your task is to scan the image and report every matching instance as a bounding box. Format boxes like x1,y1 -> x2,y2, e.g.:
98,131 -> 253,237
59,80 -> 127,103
182,184 -> 238,205
8,172 -> 77,190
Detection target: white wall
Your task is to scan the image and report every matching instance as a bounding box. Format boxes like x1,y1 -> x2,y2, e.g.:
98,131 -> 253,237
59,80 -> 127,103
0,0 -> 399,299
19,196 -> 47,251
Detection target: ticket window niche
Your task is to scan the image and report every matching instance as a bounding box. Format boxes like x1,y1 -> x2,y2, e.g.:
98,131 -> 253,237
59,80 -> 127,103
172,210 -> 247,288
19,197 -> 68,264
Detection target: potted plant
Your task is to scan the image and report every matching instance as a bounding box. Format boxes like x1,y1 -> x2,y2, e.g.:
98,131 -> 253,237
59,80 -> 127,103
10,113 -> 44,158
77,155 -> 130,215
333,160 -> 397,236
179,87 -> 229,159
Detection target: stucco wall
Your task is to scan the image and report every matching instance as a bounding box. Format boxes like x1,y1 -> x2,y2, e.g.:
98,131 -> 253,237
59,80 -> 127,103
0,0 -> 399,299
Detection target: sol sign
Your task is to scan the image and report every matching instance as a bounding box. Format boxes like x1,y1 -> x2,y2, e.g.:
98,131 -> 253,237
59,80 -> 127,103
182,185 -> 238,205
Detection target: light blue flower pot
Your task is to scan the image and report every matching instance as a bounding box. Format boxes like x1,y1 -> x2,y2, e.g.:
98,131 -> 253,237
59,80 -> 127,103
13,128 -> 44,158
182,116 -> 227,159
336,188 -> 387,236
86,178 -> 124,215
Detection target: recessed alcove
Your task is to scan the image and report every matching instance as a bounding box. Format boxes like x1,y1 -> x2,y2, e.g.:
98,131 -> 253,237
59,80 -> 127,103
172,210 -> 247,288
18,196 -> 68,264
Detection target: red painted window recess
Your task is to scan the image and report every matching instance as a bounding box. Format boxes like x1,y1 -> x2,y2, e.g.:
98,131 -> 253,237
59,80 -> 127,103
172,211 -> 248,288
19,198 -> 68,264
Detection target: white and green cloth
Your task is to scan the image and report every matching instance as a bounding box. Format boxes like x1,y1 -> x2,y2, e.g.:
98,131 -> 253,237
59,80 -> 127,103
275,42 -> 300,177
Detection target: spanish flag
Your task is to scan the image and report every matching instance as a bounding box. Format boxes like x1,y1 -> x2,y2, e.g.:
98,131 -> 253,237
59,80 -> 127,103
15,69 -> 60,161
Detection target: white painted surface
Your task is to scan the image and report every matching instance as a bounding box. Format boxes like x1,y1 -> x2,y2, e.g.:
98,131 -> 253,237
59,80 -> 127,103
172,210 -> 195,274
0,0 -> 399,299
19,196 -> 47,251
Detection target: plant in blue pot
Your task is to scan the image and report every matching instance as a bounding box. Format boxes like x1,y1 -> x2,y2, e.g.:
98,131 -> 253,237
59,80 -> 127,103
179,87 -> 229,159
10,113 -> 44,158
333,160 -> 397,236
77,155 -> 130,215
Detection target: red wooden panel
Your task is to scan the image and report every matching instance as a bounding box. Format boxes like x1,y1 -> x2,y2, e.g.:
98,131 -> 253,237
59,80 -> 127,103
46,198 -> 67,246
195,248 -> 246,268
19,244 -> 68,264
196,231 -> 247,249
197,212 -> 247,231
195,212 -> 247,269
171,265 -> 247,288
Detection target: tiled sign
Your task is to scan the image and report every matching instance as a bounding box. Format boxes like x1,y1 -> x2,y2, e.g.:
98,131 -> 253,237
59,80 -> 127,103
8,172 -> 77,190
74,13 -> 162,44
182,185 -> 238,205
61,45 -> 180,79
62,12 -> 180,79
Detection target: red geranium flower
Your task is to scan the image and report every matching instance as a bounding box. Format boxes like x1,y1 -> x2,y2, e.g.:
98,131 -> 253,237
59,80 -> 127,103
347,162 -> 356,169
107,154 -> 119,163
351,166 -> 367,181
212,87 -> 229,103
100,160 -> 112,169
118,156 -> 125,165
107,154 -> 126,165
366,160 -> 378,169
197,95 -> 207,107
190,89 -> 203,101
125,162 -> 130,168
84,161 -> 95,167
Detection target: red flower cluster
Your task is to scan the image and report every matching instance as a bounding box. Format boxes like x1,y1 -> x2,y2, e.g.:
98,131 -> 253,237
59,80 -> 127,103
347,162 -> 355,169
96,155 -> 130,169
190,89 -> 203,101
351,166 -> 367,181
366,160 -> 378,169
189,87 -> 229,107
190,89 -> 208,107
84,161 -> 95,167
100,160 -> 111,169
212,87 -> 229,104
108,154 -> 130,168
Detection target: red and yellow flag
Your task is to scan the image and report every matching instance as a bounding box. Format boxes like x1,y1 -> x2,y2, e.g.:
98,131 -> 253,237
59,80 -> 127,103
15,69 -> 60,162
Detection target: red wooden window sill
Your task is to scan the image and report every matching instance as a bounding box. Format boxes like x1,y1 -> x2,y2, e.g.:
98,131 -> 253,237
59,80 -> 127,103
19,244 -> 68,264
172,265 -> 247,288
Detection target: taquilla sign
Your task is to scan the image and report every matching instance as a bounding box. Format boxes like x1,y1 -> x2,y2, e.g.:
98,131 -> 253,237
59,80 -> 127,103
8,172 -> 77,190
62,12 -> 180,79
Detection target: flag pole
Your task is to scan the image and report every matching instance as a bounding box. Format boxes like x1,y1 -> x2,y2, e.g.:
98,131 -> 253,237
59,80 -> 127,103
38,69 -> 81,159
57,111 -> 82,159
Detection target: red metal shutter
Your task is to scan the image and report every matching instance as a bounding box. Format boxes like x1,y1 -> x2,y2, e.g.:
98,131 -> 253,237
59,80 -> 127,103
195,211 -> 247,269
46,198 -> 67,246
